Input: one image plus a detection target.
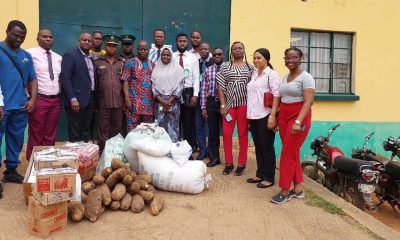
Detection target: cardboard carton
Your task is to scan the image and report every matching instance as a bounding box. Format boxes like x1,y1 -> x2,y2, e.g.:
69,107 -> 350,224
35,170 -> 76,193
34,148 -> 79,170
28,196 -> 67,221
32,191 -> 75,206
29,212 -> 67,238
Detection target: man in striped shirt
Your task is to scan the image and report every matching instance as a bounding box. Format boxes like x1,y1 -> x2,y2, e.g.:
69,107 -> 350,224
148,29 -> 171,64
200,47 -> 224,167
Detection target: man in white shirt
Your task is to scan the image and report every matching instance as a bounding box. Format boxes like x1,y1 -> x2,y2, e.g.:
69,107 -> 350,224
148,29 -> 172,64
26,29 -> 62,160
173,33 -> 199,156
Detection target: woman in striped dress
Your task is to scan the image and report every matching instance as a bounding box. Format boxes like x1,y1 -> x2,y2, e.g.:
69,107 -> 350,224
217,41 -> 254,176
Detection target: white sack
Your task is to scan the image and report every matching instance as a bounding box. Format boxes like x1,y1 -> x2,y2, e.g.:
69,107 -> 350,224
170,140 -> 192,166
137,151 -> 211,194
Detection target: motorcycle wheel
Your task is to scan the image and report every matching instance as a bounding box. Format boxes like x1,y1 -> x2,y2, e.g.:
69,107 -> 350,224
344,180 -> 366,210
301,162 -> 325,186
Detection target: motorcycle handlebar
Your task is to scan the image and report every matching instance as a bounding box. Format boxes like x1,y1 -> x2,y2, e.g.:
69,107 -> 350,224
365,132 -> 375,140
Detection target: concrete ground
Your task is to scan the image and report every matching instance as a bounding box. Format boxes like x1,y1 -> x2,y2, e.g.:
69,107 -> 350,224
0,143 -> 399,240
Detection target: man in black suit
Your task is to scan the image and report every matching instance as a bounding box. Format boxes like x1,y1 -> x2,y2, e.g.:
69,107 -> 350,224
61,32 -> 97,142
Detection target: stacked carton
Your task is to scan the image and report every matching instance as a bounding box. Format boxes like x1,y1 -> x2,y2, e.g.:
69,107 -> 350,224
63,143 -> 99,182
27,148 -> 79,238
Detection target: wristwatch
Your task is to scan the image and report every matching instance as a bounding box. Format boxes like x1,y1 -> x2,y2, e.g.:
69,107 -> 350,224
295,120 -> 301,125
220,104 -> 226,108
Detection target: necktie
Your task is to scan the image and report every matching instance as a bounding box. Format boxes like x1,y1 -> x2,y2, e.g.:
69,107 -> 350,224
156,49 -> 161,61
179,53 -> 184,68
216,64 -> 221,72
46,50 -> 54,80
201,61 -> 206,74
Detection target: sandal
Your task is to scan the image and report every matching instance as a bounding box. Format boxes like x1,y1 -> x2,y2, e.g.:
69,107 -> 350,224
246,177 -> 263,183
234,166 -> 246,176
256,181 -> 274,188
222,165 -> 234,175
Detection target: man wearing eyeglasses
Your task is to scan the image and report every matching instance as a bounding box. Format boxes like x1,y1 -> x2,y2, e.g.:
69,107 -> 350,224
60,32 -> 98,142
200,47 -> 224,167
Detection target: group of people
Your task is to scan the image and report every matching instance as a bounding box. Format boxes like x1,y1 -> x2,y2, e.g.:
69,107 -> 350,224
0,19 -> 315,204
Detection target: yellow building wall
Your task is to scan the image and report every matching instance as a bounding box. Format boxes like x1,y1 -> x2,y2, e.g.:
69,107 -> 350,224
231,0 -> 400,122
0,0 -> 39,49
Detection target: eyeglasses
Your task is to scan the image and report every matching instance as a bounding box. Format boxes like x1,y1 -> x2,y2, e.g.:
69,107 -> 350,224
283,56 -> 300,62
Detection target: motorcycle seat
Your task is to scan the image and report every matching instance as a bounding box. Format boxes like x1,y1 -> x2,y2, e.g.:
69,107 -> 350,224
333,156 -> 373,176
386,161 -> 400,179
366,153 -> 390,166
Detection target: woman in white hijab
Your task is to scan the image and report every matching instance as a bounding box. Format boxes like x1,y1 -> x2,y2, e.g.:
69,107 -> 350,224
151,47 -> 185,142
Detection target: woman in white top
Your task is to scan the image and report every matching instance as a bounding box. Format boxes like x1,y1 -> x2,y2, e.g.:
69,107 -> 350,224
246,48 -> 280,188
271,47 -> 315,204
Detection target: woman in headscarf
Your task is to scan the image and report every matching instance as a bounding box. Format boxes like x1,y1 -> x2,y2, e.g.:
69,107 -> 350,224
151,47 -> 185,142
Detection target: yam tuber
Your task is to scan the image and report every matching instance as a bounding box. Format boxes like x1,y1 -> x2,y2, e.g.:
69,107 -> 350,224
82,181 -> 96,194
93,175 -> 105,185
110,201 -> 120,211
134,179 -> 149,190
111,183 -> 126,201
101,167 -> 113,178
135,174 -> 152,184
111,158 -> 123,170
128,182 -> 141,195
68,200 -> 85,222
105,171 -> 119,189
120,193 -> 132,211
149,194 -> 164,216
97,183 -> 111,206
131,194 -> 145,213
147,184 -> 156,193
84,189 -> 103,222
139,190 -> 154,203
122,174 -> 133,186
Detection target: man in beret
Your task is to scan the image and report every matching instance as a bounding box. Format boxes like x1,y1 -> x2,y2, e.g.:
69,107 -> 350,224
119,34 -> 136,63
95,35 -> 125,152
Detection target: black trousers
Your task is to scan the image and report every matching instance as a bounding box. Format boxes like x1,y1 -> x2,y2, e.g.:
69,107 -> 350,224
66,92 -> 95,142
180,88 -> 195,148
249,115 -> 276,182
206,96 -> 221,159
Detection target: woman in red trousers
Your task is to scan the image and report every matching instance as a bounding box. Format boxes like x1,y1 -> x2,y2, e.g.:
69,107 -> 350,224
271,47 -> 315,204
217,42 -> 254,176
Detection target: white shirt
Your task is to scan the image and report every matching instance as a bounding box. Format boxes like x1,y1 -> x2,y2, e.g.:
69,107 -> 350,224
173,51 -> 200,97
27,46 -> 62,95
247,67 -> 281,119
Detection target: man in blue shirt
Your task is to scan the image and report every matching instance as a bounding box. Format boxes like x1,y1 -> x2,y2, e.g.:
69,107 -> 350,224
0,20 -> 38,189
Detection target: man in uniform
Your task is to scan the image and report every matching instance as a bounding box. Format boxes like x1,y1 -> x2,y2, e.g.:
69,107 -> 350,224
119,34 -> 136,62
119,34 -> 136,136
90,30 -> 105,60
95,35 -> 125,152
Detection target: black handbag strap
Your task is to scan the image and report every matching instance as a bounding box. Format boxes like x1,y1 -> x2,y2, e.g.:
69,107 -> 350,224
0,45 -> 25,88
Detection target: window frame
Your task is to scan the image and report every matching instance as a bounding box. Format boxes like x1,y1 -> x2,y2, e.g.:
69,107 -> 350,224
291,29 -> 359,101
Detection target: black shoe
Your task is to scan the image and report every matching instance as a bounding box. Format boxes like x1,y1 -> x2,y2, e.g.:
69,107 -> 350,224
222,165 -> 234,175
3,168 -> 23,184
206,158 -> 221,167
234,166 -> 246,176
197,152 -> 207,160
189,155 -> 194,160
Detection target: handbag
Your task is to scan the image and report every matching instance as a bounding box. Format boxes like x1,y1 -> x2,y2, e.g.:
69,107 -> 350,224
263,74 -> 273,108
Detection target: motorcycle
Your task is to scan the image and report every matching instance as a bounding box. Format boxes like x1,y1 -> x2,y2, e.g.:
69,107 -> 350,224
302,124 -> 380,210
352,133 -> 400,211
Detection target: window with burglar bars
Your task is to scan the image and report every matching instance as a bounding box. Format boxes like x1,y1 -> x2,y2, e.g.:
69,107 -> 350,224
290,30 -> 354,94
